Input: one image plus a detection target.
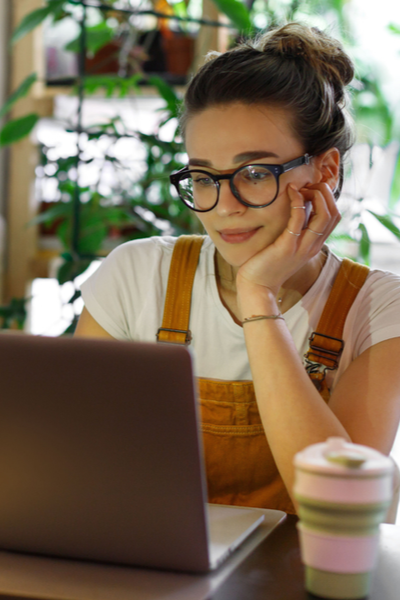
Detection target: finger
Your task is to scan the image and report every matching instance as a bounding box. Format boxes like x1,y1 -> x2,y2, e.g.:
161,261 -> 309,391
304,182 -> 340,224
286,185 -> 308,236
299,187 -> 334,240
286,186 -> 330,253
307,183 -> 341,238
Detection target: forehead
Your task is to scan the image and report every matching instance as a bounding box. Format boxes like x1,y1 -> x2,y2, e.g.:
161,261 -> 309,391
184,103 -> 303,167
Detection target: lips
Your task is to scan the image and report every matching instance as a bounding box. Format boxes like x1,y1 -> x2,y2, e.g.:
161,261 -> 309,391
218,227 -> 261,244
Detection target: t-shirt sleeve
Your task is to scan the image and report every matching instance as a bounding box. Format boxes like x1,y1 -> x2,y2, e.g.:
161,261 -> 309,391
79,238 -> 167,340
348,270 -> 400,358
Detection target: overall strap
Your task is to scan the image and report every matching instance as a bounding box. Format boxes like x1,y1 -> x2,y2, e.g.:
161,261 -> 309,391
305,258 -> 370,371
156,235 -> 205,345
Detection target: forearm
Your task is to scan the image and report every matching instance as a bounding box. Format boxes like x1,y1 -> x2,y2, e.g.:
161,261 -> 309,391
239,284 -> 350,500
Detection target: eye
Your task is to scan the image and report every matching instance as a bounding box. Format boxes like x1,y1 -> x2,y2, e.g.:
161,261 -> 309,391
241,167 -> 273,182
192,175 -> 214,186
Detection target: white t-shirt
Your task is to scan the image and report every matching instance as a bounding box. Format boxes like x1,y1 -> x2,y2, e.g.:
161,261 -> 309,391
80,235 -> 400,391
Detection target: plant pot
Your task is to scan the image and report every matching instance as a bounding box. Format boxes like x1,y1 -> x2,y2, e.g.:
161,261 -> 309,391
162,34 -> 195,76
85,41 -> 121,75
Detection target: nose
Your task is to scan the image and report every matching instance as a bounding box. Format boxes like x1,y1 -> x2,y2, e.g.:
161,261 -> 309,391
215,180 -> 247,217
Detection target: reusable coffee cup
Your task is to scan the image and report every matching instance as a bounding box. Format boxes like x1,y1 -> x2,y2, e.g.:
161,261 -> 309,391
294,437 -> 394,600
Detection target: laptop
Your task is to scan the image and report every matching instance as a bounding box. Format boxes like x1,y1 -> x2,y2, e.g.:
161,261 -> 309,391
0,333 -> 285,573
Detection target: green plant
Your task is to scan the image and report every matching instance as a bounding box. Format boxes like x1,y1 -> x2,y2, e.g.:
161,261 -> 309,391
1,0 -> 214,332
0,298 -> 29,330
0,73 -> 39,146
2,0 -> 400,334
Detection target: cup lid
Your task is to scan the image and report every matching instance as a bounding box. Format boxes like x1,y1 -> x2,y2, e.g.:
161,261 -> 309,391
294,437 -> 394,477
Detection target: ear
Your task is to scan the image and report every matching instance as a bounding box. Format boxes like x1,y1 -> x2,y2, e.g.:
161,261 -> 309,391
313,148 -> 340,191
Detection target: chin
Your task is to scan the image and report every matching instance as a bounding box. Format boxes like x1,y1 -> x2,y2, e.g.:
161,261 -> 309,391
216,246 -> 258,270
211,229 -> 273,266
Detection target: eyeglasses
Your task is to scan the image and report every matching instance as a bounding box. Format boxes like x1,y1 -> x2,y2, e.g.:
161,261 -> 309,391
170,153 -> 312,212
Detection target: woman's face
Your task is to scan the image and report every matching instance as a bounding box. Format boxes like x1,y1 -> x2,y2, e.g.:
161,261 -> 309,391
184,103 -> 318,268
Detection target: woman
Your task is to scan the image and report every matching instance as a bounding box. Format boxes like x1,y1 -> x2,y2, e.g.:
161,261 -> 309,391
76,23 -> 400,514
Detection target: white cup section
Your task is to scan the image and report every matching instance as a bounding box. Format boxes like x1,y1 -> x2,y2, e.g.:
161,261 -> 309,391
297,523 -> 380,573
294,438 -> 394,477
294,470 -> 393,504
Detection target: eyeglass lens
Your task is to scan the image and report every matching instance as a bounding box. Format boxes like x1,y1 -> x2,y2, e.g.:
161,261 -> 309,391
175,166 -> 278,211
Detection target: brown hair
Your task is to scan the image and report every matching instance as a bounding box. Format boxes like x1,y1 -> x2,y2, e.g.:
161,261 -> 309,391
180,23 -> 355,198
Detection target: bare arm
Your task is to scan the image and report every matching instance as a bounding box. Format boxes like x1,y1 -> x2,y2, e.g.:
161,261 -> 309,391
241,294 -> 400,500
74,306 -> 114,339
237,181 -> 400,502
329,338 -> 400,455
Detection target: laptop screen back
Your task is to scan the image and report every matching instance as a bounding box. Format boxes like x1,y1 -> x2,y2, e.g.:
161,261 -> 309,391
0,334 -> 211,572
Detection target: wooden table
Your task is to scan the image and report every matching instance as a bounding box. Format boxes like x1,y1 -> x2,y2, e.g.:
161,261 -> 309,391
207,516 -> 400,600
0,516 -> 398,600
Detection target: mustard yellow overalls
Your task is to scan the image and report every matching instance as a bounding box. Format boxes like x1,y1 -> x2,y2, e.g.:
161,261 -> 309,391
157,236 -> 369,514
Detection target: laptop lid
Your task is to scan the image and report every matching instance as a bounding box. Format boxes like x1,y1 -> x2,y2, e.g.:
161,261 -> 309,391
0,334 -> 214,572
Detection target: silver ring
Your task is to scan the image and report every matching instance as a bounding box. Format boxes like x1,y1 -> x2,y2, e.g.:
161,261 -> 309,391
292,206 -> 306,210
307,228 -> 324,236
286,228 -> 301,237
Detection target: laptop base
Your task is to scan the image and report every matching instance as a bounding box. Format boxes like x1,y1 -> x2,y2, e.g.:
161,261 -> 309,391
0,508 -> 286,600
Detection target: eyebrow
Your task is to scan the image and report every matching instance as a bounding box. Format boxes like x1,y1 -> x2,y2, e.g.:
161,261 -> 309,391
188,151 -> 279,167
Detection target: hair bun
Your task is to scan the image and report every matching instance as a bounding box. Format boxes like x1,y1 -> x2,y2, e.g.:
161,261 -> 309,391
258,23 -> 354,103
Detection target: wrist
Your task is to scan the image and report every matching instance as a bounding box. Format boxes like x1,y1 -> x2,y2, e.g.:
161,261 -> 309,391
236,277 -> 280,318
236,275 -> 279,300
242,313 -> 284,325
236,273 -> 278,298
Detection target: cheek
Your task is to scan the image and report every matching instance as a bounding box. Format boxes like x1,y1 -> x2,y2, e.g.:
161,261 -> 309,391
267,189 -> 292,226
195,212 -> 220,238
195,213 -> 208,232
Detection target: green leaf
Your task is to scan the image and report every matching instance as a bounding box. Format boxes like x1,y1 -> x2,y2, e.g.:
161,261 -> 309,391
358,223 -> 370,265
0,73 -> 37,120
56,208 -> 108,255
367,210 -> 400,240
77,218 -> 108,254
67,289 -> 82,304
65,22 -> 115,55
121,74 -> 142,97
331,0 -> 348,11
390,154 -> 400,209
57,260 -> 77,285
57,257 -> 92,285
352,75 -> 393,145
0,113 -> 39,147
82,74 -> 141,98
148,76 -> 181,119
29,202 -> 70,226
172,0 -> 188,17
0,297 -> 28,330
11,7 -> 52,45
11,1 -> 65,45
388,23 -> 400,35
210,0 -> 252,34
105,79 -> 118,98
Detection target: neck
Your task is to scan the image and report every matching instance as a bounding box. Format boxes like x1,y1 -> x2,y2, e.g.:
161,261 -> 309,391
215,249 -> 327,313
215,254 -> 238,292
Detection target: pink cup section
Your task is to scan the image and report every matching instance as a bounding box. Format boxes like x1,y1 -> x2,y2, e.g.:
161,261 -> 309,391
297,522 -> 380,573
294,470 -> 393,504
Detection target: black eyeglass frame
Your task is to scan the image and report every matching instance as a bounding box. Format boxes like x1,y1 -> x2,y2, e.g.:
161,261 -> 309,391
169,153 -> 312,212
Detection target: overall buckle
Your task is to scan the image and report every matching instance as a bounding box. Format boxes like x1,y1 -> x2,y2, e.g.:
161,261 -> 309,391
306,332 -> 344,370
156,327 -> 192,345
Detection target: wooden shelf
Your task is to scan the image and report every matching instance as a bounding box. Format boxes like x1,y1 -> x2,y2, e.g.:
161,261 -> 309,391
32,81 -> 187,100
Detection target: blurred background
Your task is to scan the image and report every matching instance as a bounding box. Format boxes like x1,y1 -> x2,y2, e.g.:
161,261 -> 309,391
1,0 -> 400,335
